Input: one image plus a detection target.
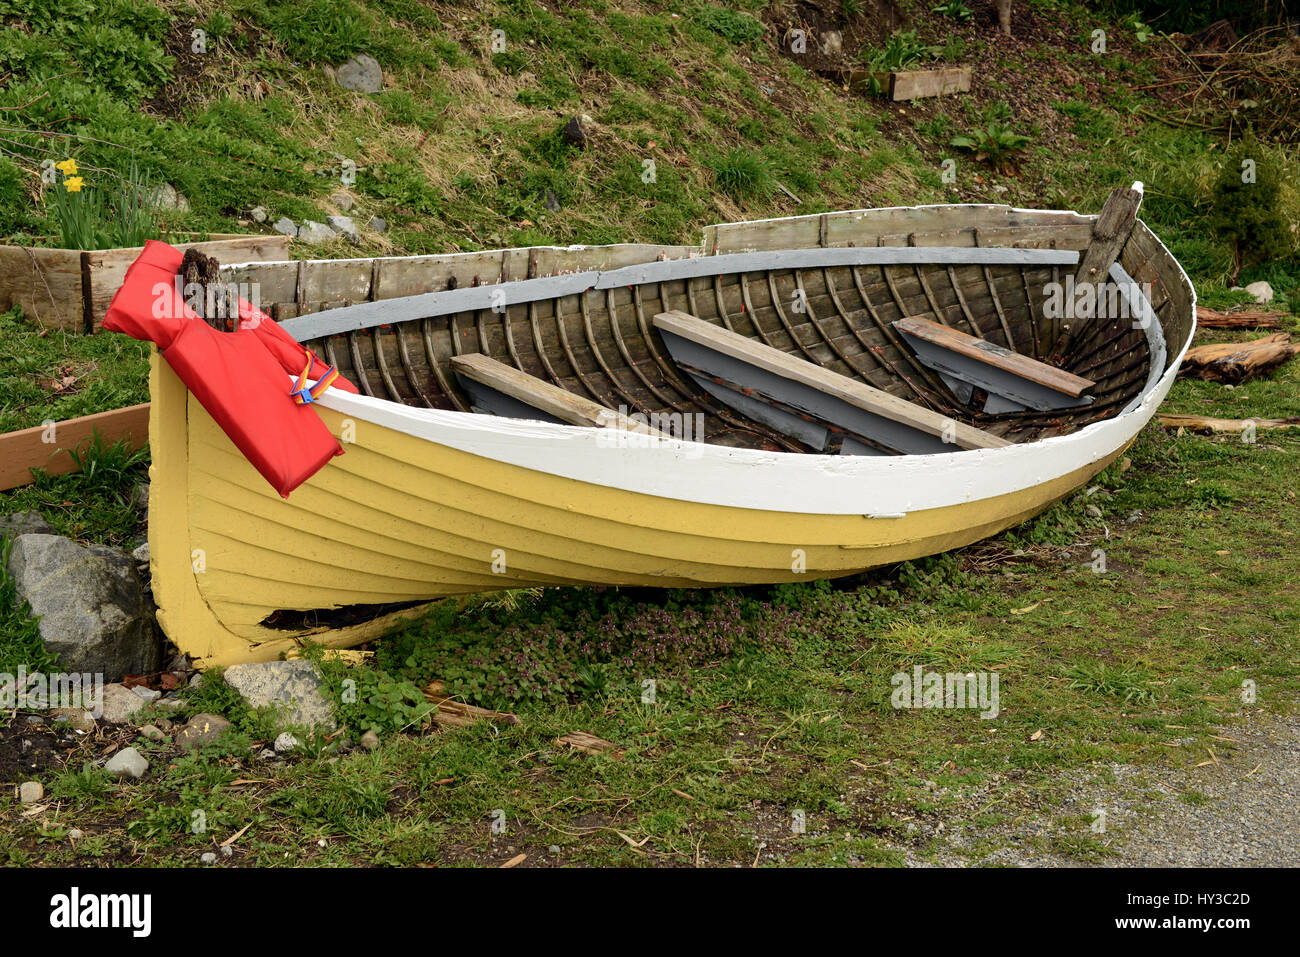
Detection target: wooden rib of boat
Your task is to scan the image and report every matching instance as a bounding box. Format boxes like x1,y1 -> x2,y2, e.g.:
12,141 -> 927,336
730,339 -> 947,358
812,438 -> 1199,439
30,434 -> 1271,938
149,187 -> 1195,665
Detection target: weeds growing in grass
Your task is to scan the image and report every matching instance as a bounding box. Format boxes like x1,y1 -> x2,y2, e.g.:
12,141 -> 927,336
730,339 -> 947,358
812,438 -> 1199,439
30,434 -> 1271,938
1067,662 -> 1159,704
950,122 -> 1032,172
711,147 -> 772,199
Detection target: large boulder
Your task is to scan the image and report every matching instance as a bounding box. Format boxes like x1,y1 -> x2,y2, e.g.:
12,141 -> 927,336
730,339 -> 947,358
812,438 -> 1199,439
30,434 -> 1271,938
4,534 -> 159,681
222,660 -> 336,729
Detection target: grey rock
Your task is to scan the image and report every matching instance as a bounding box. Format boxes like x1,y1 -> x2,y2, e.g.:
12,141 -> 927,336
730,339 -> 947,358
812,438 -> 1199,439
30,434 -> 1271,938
330,193 -> 355,212
1245,280 -> 1274,304
147,183 -> 190,213
548,844 -> 561,855
138,724 -> 168,743
562,115 -> 587,149
273,731 -> 300,754
131,542 -> 150,566
222,660 -> 336,730
19,781 -> 44,804
131,482 -> 149,521
367,216 -> 388,234
104,747 -> 148,779
68,828 -> 83,840
200,852 -> 217,864
334,54 -> 383,93
272,216 -> 298,237
0,510 -> 54,544
296,220 -> 337,244
131,685 -> 161,704
258,748 -> 276,760
100,683 -> 146,724
326,215 -> 360,243
5,534 -> 158,682
249,205 -> 269,223
220,845 -> 233,858
53,707 -> 96,732
820,29 -> 843,55
359,729 -> 380,750
537,188 -> 561,212
177,712 -> 232,749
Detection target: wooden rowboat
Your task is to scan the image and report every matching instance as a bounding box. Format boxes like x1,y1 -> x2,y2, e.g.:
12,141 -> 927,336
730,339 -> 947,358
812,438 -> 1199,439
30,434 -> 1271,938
149,186 -> 1195,665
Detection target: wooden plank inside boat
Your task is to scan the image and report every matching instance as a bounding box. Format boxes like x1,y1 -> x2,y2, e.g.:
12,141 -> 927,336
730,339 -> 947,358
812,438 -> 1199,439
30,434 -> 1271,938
652,310 -> 1009,452
894,316 -> 1095,397
450,353 -> 669,435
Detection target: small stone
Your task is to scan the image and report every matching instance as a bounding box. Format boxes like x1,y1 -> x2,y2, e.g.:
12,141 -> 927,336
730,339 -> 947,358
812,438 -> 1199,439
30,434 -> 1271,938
138,724 -> 168,743
537,188 -> 561,212
548,845 -> 561,855
131,686 -> 161,704
222,660 -> 336,730
562,115 -> 587,149
156,697 -> 184,711
335,54 -> 384,93
360,729 -> 380,750
273,731 -> 300,754
19,781 -> 43,803
249,205 -> 269,223
220,845 -> 233,857
200,852 -> 217,864
104,747 -> 149,779
258,748 -> 276,760
132,542 -> 150,565
131,482 -> 149,514
820,29 -> 843,55
147,182 -> 190,213
100,683 -> 146,724
272,216 -> 298,237
296,220 -> 337,244
189,673 -> 204,687
177,712 -> 232,749
25,715 -> 43,725
68,828 -> 83,840
1086,504 -> 1103,518
367,216 -> 388,234
330,193 -> 355,212
1244,280 -> 1274,304
326,215 -> 360,243
53,708 -> 96,732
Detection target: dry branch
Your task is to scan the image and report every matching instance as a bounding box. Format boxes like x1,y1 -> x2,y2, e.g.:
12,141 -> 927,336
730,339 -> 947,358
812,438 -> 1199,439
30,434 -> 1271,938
1196,306 -> 1285,330
1158,413 -> 1300,433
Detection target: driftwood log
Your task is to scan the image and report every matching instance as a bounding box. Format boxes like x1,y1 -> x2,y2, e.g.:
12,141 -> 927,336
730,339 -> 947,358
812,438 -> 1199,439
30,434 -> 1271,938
1178,333 -> 1299,383
1158,413 -> 1300,433
1196,306 -> 1285,330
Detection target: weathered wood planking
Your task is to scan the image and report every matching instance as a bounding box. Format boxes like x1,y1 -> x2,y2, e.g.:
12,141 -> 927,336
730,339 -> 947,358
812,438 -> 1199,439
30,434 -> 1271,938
0,403 -> 150,491
653,309 -> 1009,451
450,353 -> 667,435
0,236 -> 289,332
703,205 -> 1094,255
895,316 -> 1095,397
890,67 -> 972,101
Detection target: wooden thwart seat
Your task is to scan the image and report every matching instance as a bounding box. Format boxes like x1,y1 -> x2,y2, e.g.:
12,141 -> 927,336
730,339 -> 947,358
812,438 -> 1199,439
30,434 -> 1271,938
450,353 -> 667,435
652,309 -> 1008,454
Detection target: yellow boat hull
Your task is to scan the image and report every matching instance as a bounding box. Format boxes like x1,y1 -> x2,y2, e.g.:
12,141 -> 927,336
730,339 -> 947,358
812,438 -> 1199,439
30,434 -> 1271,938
149,353 -> 1125,666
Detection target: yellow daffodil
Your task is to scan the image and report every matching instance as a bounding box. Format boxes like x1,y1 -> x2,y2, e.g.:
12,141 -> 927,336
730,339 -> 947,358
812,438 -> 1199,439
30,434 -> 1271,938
64,176 -> 84,193
56,158 -> 78,176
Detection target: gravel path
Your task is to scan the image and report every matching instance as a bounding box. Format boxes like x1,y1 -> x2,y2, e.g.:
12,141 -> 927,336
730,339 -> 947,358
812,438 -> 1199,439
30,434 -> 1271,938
896,709 -> 1300,867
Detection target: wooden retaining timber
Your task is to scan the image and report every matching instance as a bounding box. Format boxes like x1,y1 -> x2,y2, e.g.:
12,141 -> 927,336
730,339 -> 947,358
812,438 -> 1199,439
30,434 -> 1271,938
0,235 -> 289,332
212,203 -> 1183,450
836,66 -> 973,101
0,403 -> 149,492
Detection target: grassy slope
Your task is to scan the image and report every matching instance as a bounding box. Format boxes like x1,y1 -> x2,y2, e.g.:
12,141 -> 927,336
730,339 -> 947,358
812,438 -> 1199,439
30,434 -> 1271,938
1,0 -> 1299,866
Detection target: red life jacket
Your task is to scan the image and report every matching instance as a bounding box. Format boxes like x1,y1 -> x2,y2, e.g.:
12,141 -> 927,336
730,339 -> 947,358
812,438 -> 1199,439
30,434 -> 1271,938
103,241 -> 358,498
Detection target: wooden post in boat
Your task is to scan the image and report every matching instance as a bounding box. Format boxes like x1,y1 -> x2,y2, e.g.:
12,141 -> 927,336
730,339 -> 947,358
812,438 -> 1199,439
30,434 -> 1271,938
1049,184 -> 1144,363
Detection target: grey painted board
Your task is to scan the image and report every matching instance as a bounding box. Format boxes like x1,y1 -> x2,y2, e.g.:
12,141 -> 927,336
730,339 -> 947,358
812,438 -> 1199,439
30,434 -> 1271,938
840,437 -> 891,457
1111,261 -> 1168,414
661,330 -> 955,455
687,374 -> 830,451
939,371 -> 974,405
281,245 -> 1081,341
897,329 -> 1093,412
983,393 -> 1028,414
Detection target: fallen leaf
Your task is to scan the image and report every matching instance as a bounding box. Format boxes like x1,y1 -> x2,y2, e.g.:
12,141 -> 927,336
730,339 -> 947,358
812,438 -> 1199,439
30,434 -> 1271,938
1011,601 -> 1041,615
1029,729 -> 1044,741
